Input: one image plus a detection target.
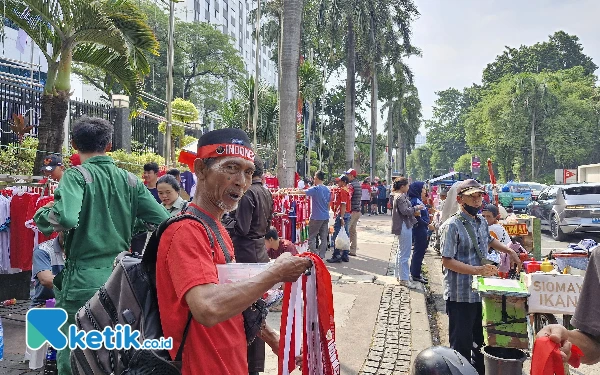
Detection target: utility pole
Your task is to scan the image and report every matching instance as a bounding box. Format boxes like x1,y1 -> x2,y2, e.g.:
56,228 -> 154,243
165,0 -> 175,166
252,0 -> 261,148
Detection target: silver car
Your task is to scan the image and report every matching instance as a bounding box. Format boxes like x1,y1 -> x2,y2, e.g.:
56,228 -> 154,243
526,183 -> 600,240
521,182 -> 548,201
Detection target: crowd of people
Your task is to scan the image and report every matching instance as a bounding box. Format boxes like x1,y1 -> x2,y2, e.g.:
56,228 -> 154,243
389,177 -> 599,374
26,116 -> 599,374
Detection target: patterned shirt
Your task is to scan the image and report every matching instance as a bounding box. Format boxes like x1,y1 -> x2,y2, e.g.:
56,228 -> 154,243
440,211 -> 494,303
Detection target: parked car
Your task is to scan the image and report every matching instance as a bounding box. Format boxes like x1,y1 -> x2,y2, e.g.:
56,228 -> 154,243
526,183 -> 600,240
498,182 -> 532,212
521,182 -> 548,201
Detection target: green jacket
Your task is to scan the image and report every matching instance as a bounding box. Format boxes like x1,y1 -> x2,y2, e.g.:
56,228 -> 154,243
34,156 -> 169,302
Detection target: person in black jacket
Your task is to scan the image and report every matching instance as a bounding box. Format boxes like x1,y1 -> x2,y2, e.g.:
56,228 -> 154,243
227,155 -> 274,374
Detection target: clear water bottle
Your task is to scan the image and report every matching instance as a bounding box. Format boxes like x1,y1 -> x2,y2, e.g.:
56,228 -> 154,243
43,346 -> 57,375
0,315 -> 4,361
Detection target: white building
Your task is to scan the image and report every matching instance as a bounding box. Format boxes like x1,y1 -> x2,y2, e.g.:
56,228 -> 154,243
175,0 -> 278,92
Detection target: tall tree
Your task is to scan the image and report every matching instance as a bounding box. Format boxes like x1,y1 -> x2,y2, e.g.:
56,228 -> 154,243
356,0 -> 419,179
424,87 -> 477,174
465,67 -> 599,182
482,31 -> 597,85
5,0 -> 158,171
278,0 -> 304,187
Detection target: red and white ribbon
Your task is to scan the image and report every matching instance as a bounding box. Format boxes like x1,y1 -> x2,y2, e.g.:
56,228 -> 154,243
278,253 -> 340,375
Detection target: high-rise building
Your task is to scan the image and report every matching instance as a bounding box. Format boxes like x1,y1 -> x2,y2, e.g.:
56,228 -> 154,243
175,0 -> 278,92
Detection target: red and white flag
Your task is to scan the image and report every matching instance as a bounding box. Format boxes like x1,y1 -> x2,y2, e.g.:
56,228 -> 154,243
278,253 -> 340,375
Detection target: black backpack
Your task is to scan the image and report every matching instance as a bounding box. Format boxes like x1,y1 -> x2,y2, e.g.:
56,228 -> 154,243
71,205 -> 231,375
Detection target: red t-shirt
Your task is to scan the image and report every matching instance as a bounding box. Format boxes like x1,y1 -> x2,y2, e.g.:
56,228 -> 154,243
156,203 -> 247,375
331,187 -> 351,216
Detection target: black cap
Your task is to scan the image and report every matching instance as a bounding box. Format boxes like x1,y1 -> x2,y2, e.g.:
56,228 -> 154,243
198,128 -> 251,149
40,155 -> 63,172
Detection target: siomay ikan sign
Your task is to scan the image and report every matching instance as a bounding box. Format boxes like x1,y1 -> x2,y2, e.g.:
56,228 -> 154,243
525,273 -> 584,315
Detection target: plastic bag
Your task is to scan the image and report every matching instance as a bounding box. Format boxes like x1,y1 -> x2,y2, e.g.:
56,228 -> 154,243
335,228 -> 350,250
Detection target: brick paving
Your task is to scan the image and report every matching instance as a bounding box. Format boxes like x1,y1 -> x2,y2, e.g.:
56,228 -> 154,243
357,241 -> 414,375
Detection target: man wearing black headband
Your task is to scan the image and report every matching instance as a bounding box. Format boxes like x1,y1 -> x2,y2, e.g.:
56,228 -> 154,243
439,179 -> 521,374
156,128 -> 311,374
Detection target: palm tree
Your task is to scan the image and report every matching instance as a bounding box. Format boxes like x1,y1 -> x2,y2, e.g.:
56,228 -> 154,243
355,0 -> 419,179
235,76 -> 267,133
381,63 -> 421,178
278,0 -> 304,187
4,0 -> 158,171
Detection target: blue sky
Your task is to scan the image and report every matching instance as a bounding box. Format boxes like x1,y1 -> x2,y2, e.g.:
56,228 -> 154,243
408,0 -> 600,123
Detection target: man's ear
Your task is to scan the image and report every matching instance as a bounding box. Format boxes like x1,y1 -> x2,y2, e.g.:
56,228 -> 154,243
105,142 -> 112,152
194,158 -> 207,180
71,140 -> 79,151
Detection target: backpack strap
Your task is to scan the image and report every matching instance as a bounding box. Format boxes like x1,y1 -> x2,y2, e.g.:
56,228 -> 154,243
454,213 -> 490,264
141,214 -> 216,265
183,204 -> 232,263
72,165 -> 93,184
175,313 -> 193,362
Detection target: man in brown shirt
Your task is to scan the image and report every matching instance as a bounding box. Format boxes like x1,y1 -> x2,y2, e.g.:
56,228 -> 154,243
264,227 -> 298,259
537,247 -> 600,365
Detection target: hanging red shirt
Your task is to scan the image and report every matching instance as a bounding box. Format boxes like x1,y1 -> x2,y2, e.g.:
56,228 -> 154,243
10,193 -> 40,270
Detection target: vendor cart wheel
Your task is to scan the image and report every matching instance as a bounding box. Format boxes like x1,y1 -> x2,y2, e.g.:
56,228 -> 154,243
533,313 -> 558,334
550,214 -> 566,241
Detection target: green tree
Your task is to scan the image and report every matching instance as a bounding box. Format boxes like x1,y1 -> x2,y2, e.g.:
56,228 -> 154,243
127,0 -> 244,116
406,145 -> 432,181
464,67 -> 600,181
424,87 -> 474,173
355,0 -> 420,179
5,0 -> 158,171
482,31 -> 597,85
453,153 -> 473,174
158,98 -> 199,163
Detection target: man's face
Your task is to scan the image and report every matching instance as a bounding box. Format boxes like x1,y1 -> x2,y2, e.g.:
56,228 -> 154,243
200,156 -> 255,212
458,192 -> 484,208
50,167 -> 64,181
440,194 -> 447,201
143,170 -> 157,184
481,210 -> 496,226
337,180 -> 346,188
265,238 -> 278,250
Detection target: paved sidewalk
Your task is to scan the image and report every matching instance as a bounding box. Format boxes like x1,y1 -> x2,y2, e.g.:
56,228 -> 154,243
265,214 -> 432,374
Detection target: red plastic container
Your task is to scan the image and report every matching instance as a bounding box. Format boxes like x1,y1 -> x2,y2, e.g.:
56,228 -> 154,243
527,260 -> 540,273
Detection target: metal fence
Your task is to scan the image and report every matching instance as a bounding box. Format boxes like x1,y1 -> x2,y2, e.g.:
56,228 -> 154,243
1,79 -> 162,155
132,115 -> 161,154
0,79 -> 42,145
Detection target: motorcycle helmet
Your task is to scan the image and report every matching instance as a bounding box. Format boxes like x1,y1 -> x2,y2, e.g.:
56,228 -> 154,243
412,346 -> 478,375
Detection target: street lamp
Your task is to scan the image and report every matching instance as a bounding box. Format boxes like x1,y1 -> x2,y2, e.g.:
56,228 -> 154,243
111,95 -> 130,108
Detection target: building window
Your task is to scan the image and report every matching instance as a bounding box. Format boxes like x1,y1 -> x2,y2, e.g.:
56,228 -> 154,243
214,0 -> 219,12
231,16 -> 235,27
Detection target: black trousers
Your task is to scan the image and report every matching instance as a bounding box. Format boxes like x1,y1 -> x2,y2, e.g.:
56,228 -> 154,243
377,198 -> 387,214
446,300 -> 485,375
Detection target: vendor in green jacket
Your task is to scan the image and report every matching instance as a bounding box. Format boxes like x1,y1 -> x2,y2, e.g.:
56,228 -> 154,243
34,116 -> 169,375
